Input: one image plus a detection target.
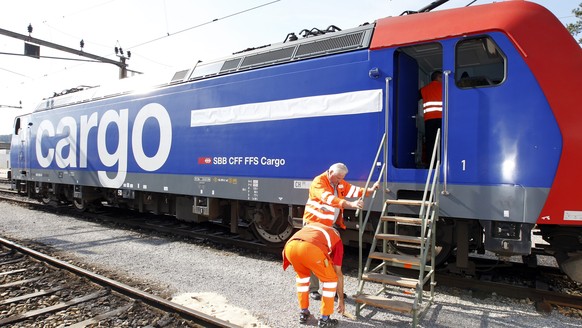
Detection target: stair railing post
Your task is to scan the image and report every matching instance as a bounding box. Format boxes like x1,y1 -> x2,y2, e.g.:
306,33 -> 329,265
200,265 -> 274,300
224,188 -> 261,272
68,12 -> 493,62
384,77 -> 391,194
442,70 -> 450,195
358,136 -> 385,288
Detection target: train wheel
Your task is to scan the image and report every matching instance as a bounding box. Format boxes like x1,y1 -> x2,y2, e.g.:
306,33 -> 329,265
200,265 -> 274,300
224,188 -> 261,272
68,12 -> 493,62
251,220 -> 294,246
73,198 -> 87,212
249,205 -> 294,246
17,186 -> 28,196
541,226 -> 582,283
556,252 -> 582,283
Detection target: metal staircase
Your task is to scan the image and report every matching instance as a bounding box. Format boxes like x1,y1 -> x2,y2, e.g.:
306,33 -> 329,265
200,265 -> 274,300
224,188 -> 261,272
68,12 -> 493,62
355,130 -> 441,327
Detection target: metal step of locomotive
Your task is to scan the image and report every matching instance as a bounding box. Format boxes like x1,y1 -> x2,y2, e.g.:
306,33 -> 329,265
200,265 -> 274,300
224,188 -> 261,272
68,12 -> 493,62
355,130 -> 441,327
355,198 -> 437,323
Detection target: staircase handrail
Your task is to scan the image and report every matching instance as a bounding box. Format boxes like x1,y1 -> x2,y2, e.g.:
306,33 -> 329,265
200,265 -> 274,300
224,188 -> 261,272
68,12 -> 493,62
357,133 -> 387,283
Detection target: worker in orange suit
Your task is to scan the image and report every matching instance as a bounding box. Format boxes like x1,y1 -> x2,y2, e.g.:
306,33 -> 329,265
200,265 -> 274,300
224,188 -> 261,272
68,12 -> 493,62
420,70 -> 443,161
283,222 -> 345,327
303,163 -> 378,300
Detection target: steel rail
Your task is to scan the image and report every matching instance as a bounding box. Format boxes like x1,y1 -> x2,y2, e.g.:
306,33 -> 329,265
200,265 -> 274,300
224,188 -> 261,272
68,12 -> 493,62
0,237 -> 240,328
435,272 -> 582,311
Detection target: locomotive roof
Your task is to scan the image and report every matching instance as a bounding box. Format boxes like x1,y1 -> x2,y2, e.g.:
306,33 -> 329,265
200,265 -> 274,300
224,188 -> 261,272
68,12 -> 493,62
35,23 -> 375,112
35,1 -> 579,114
181,22 -> 375,82
372,1 -> 564,49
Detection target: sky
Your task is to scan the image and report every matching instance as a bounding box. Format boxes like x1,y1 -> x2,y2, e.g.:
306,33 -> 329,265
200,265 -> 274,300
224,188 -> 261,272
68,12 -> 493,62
0,0 -> 578,136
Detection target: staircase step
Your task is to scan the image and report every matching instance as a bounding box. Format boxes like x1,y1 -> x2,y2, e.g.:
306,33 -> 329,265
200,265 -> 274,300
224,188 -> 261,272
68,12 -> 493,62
369,252 -> 430,270
363,273 -> 418,289
381,215 -> 429,225
354,294 -> 413,314
386,199 -> 431,207
376,234 -> 423,244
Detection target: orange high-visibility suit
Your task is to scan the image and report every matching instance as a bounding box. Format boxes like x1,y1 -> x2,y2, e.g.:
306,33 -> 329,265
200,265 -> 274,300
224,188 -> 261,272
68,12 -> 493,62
420,80 -> 443,159
303,171 -> 369,229
283,223 -> 344,317
420,80 -> 443,121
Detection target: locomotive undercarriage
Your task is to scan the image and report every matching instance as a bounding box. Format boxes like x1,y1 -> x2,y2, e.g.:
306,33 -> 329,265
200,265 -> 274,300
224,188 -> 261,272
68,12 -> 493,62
17,181 -> 295,246
539,225 -> 582,282
13,180 -> 582,282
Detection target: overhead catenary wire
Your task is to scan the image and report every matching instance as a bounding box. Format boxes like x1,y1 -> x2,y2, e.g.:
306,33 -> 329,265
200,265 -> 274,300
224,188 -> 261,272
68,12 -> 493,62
1,0 -> 282,85
0,65 -> 33,78
128,0 -> 281,50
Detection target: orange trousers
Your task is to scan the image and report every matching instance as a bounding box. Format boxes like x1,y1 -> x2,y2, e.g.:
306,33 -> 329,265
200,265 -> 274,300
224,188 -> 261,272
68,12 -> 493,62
284,240 -> 338,316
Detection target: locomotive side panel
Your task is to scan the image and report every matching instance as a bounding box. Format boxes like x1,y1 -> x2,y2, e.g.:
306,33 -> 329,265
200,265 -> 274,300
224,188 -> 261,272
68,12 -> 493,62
439,32 -> 561,223
13,50 -> 385,207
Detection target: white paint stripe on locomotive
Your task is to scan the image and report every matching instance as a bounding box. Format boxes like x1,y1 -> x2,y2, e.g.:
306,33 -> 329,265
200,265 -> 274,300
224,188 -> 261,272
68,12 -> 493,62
190,89 -> 382,127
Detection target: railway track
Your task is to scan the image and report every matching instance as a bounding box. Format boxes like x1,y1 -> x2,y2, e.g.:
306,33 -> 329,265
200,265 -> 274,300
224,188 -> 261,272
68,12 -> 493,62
1,182 -> 581,319
361,254 -> 582,316
437,262 -> 582,312
0,236 -> 238,327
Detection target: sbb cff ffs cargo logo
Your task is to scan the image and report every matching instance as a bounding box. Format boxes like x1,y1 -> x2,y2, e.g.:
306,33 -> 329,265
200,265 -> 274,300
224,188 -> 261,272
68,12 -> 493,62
198,157 -> 212,164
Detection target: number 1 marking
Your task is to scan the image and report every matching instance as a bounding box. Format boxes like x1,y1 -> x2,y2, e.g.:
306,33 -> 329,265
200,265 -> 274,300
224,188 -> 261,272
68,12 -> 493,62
461,160 -> 466,171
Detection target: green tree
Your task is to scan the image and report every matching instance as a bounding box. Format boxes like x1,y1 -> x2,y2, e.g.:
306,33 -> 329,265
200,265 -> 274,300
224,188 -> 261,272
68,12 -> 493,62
567,3 -> 582,44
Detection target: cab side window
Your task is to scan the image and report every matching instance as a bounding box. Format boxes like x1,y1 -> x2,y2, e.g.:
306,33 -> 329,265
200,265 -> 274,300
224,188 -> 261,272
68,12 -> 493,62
455,37 -> 506,88
14,118 -> 21,135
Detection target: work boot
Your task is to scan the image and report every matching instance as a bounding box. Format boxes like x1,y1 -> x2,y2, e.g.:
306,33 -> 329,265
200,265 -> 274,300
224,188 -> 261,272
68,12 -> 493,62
318,317 -> 338,327
310,291 -> 322,300
299,310 -> 310,324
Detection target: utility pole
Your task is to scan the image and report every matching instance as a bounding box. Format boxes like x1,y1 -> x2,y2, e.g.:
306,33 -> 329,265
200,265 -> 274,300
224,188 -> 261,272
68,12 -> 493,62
0,104 -> 22,109
0,26 -> 128,79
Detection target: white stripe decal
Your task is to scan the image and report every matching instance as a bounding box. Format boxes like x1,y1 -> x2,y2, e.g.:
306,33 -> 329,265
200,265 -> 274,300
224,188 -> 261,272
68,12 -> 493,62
346,186 -> 357,198
424,101 -> 442,107
322,282 -> 338,288
297,286 -> 309,292
306,225 -> 332,252
306,199 -> 333,212
305,208 -> 335,221
190,89 -> 382,127
297,277 -> 310,283
322,291 -> 336,297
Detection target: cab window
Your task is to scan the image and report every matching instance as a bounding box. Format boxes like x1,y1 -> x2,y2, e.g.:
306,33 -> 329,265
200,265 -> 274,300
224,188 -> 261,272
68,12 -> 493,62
455,36 -> 506,88
14,118 -> 21,135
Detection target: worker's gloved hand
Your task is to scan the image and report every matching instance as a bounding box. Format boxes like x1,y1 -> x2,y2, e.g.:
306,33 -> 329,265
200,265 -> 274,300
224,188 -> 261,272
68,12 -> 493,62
349,199 -> 363,209
368,182 -> 380,193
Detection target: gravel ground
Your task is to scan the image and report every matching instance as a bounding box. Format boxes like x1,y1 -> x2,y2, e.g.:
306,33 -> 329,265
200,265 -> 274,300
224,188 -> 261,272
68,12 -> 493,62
0,201 -> 580,328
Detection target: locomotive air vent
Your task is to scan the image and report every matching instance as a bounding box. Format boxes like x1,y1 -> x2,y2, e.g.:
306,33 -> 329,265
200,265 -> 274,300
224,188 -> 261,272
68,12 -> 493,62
170,69 -> 190,83
188,23 -> 373,81
220,58 -> 242,73
295,31 -> 366,58
240,46 -> 296,69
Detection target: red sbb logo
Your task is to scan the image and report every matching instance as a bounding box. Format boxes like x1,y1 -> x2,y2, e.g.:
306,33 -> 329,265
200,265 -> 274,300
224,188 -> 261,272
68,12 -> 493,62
198,157 -> 212,164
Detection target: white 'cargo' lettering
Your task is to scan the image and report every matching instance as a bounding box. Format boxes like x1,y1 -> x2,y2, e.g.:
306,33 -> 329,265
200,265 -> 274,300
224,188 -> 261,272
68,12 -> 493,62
97,109 -> 128,188
55,116 -> 77,168
132,103 -> 172,172
36,120 -> 55,168
34,103 -> 173,189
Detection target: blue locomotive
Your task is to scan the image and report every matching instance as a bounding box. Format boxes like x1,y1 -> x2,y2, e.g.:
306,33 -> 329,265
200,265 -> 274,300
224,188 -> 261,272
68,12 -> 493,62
10,1 -> 582,281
